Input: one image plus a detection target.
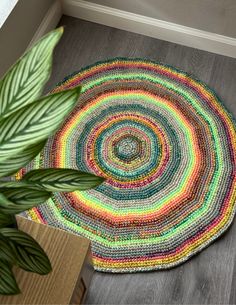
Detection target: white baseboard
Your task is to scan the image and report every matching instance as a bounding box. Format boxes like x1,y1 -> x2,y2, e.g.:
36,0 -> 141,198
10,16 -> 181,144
62,0 -> 236,58
28,0 -> 62,49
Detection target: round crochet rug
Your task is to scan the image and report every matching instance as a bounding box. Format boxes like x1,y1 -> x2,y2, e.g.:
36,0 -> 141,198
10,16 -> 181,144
24,58 -> 236,272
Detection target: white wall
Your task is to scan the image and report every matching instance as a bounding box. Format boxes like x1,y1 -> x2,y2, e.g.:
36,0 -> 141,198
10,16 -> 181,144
86,0 -> 236,38
0,0 -> 56,77
0,0 -> 18,27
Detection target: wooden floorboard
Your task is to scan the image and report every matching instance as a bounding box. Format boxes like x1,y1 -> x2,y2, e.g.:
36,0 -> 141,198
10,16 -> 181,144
46,16 -> 236,304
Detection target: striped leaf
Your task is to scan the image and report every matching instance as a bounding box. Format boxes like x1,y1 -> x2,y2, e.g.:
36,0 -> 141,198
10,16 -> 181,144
0,233 -> 15,263
0,181 -> 34,189
0,181 -> 46,191
0,188 -> 51,214
0,228 -> 52,275
0,260 -> 20,295
0,87 -> 81,162
22,168 -> 105,192
0,193 -> 14,212
0,141 -> 46,178
0,28 -> 63,119
0,213 -> 15,227
0,180 -> 49,192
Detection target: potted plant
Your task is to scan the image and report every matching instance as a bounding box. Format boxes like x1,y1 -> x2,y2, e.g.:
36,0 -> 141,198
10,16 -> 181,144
0,27 -> 104,295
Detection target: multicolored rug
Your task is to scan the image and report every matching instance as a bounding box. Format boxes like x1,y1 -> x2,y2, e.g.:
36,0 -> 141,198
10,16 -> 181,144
22,58 -> 236,272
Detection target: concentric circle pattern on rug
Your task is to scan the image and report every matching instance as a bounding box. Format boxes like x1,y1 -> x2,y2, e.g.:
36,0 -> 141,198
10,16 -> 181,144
23,58 -> 236,272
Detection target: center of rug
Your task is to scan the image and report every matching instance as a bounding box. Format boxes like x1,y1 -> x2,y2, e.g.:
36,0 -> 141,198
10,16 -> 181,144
88,116 -> 165,187
113,135 -> 142,163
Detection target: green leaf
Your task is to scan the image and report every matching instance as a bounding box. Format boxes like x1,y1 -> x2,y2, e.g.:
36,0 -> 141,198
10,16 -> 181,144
0,27 -> 63,119
0,213 -> 15,227
0,193 -> 14,212
0,228 -> 52,275
22,168 -> 105,192
0,181 -> 35,189
0,260 -> 20,295
0,87 -> 81,162
0,233 -> 16,263
0,141 -> 46,178
0,188 -> 51,214
0,181 -> 46,191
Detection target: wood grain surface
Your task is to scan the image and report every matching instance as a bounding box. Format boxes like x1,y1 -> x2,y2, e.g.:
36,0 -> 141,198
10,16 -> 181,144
34,15 -> 236,304
0,216 -> 92,305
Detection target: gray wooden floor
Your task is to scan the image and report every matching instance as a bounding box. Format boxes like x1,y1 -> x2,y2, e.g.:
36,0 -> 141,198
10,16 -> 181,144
48,16 -> 236,305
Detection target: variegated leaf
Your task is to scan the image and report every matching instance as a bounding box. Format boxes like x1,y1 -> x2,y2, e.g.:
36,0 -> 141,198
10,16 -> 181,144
0,213 -> 15,228
22,168 -> 105,192
0,28 -> 63,119
0,188 -> 51,214
0,233 -> 15,263
0,260 -> 20,295
0,87 -> 81,162
0,228 -> 52,275
0,141 -> 46,178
